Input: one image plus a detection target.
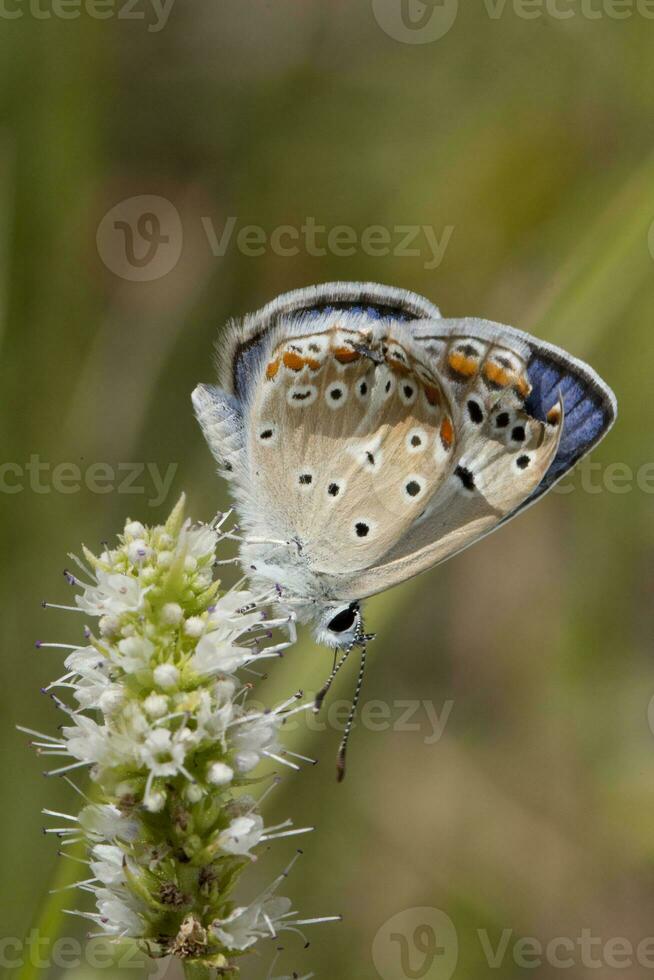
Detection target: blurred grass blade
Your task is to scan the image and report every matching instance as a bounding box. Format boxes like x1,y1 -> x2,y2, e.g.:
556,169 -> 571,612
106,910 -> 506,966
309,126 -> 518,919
525,147 -> 654,348
0,131 -> 15,359
15,839 -> 86,980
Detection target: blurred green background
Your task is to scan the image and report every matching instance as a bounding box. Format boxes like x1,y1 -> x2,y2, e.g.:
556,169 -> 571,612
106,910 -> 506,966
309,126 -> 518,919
2,2 -> 654,978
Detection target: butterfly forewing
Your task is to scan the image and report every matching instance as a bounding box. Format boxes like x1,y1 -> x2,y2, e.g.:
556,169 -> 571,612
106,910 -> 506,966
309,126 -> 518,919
249,321 -> 456,574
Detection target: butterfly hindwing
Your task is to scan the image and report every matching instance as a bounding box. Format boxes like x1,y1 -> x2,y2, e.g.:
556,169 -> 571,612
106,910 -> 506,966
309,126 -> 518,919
192,384 -> 245,481
339,315 -> 614,600
519,343 -> 615,511
410,316 -> 616,514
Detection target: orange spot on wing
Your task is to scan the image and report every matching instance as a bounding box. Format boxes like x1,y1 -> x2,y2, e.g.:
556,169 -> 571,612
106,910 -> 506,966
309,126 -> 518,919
448,351 -> 478,378
515,374 -> 531,399
483,361 -> 512,388
266,359 -> 280,380
440,417 -> 454,450
283,351 -> 305,372
424,383 -> 441,407
305,357 -> 322,371
388,357 -> 411,376
546,405 -> 561,425
334,346 -> 360,364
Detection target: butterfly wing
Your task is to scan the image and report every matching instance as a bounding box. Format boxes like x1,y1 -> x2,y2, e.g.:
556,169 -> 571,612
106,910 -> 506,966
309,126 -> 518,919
246,320 -> 458,575
339,315 -> 616,600
193,284 -> 616,604
193,280 -> 443,526
217,280 -> 441,402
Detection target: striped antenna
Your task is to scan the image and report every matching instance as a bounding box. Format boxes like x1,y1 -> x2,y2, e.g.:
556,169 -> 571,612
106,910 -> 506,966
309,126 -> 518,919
336,644 -> 367,783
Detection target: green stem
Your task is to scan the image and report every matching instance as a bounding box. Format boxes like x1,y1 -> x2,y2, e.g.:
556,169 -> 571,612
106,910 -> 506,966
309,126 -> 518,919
183,963 -> 215,980
14,839 -> 87,980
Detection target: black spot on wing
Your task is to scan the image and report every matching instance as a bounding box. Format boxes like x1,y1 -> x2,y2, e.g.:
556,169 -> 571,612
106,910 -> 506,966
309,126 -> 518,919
467,400 -> 484,424
454,465 -> 475,491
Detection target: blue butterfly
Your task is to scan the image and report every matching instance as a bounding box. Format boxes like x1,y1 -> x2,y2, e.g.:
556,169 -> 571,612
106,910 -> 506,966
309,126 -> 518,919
193,282 -> 616,773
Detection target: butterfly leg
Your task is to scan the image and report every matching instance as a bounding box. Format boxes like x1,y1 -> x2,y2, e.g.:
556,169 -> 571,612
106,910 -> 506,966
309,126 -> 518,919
223,531 -> 293,548
257,613 -> 297,657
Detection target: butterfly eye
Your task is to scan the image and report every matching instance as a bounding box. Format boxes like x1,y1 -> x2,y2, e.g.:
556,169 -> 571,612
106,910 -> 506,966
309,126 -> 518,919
327,604 -> 358,634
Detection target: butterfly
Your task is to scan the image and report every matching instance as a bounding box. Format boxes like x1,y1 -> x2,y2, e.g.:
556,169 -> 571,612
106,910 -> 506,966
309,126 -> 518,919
193,282 -> 616,774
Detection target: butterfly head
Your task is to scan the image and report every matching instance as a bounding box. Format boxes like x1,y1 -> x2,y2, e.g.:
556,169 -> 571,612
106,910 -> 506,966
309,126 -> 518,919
313,600 -> 371,650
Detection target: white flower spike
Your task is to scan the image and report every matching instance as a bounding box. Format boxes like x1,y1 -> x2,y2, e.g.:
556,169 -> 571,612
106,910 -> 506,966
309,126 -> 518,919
22,496 -> 339,978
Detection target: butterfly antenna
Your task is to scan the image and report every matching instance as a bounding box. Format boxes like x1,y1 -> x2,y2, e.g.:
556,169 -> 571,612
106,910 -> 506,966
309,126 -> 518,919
336,643 -> 367,783
313,642 -> 354,713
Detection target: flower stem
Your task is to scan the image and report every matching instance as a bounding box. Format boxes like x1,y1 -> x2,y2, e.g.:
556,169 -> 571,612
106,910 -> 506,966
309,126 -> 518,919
183,962 -> 214,980
15,840 -> 87,980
